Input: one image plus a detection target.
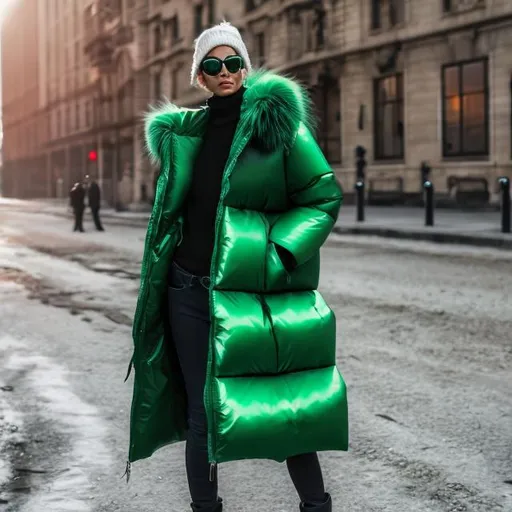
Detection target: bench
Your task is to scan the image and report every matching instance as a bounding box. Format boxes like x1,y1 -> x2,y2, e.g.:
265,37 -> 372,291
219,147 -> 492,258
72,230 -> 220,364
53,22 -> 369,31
447,176 -> 489,206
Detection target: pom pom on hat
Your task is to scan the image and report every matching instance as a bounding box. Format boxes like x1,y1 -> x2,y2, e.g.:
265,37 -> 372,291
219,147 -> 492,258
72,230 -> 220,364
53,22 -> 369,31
190,22 -> 252,85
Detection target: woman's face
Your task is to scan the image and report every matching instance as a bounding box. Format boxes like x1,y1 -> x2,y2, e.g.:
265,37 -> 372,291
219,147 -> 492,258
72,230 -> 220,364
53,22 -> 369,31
198,45 -> 245,97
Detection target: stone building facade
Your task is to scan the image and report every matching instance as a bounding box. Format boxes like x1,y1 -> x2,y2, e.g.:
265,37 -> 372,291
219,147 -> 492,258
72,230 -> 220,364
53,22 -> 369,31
235,0 -> 512,204
1,0 -> 41,198
2,0 -> 512,205
1,0 -> 140,203
131,0 -> 247,203
338,0 -> 512,203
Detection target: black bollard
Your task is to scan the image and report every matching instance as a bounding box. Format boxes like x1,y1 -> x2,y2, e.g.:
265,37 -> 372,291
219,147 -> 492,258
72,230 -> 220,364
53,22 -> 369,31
355,180 -> 365,222
424,180 -> 434,226
354,145 -> 366,223
499,177 -> 510,233
420,161 -> 431,188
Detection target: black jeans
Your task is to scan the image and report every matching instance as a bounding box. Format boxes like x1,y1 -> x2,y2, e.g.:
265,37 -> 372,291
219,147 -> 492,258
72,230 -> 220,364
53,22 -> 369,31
168,261 -> 326,508
91,207 -> 104,231
73,206 -> 85,232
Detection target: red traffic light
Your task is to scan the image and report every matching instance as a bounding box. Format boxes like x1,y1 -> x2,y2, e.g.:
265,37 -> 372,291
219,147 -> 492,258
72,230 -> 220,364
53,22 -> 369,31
88,150 -> 98,162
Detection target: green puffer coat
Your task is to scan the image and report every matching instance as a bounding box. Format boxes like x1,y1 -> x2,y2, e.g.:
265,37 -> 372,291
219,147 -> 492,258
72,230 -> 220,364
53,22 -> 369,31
127,70 -> 348,470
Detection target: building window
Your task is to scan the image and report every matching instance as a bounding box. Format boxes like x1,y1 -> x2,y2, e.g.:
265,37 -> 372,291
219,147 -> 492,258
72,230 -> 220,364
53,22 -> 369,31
154,72 -> 162,100
154,25 -> 162,54
442,0 -> 482,14
170,15 -> 180,43
56,110 -> 61,138
207,0 -> 215,25
371,0 -> 404,30
75,102 -> 80,130
373,73 -> 404,160
194,4 -> 204,36
85,100 -> 91,127
442,58 -> 489,157
171,68 -> 180,100
254,32 -> 266,67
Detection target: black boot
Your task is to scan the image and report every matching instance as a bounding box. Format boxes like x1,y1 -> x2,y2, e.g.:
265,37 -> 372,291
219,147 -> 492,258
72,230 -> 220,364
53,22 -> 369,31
190,497 -> 222,512
300,493 -> 332,511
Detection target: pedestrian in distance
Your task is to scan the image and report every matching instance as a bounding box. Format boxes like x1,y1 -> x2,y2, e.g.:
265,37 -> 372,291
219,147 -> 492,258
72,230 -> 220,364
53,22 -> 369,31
69,181 -> 85,233
126,21 -> 348,512
84,174 -> 104,231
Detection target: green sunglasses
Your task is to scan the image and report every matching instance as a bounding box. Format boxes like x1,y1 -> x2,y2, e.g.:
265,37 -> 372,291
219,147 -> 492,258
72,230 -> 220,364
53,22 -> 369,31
200,55 -> 244,76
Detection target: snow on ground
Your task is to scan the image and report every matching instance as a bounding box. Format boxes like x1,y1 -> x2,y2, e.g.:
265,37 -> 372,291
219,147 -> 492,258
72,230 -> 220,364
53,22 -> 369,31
0,207 -> 510,512
3,349 -> 111,512
0,337 -> 25,491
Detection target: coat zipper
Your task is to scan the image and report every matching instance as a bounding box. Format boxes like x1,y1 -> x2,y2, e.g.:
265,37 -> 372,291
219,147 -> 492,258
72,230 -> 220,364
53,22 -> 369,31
206,133 -> 250,479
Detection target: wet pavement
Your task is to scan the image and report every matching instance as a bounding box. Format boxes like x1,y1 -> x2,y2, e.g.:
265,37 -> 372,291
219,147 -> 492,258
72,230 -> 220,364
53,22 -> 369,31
0,206 -> 511,512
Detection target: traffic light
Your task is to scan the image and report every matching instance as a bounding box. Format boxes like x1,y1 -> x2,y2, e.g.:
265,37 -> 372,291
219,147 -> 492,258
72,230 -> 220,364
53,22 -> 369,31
88,150 -> 98,162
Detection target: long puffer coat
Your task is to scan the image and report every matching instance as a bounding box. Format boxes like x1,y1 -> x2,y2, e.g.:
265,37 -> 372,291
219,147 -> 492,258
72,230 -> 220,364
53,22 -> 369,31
127,70 -> 349,472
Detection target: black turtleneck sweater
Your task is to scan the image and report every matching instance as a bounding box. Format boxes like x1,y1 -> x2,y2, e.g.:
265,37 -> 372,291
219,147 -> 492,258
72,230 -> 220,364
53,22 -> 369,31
173,86 -> 245,276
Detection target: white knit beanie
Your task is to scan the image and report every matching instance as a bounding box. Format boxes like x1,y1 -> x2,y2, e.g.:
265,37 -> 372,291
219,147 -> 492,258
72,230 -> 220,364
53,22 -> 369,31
190,22 -> 252,86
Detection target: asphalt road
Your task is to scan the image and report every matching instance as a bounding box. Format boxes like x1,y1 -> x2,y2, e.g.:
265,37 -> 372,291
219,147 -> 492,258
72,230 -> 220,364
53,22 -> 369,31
0,206 -> 511,512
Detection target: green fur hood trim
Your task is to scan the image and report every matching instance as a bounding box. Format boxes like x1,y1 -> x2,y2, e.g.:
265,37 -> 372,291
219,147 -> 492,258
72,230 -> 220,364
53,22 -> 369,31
144,70 -> 316,161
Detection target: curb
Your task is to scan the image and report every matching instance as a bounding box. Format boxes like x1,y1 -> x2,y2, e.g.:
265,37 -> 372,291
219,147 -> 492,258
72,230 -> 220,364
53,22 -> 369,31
43,209 -> 150,227
332,226 -> 512,250
8,205 -> 512,250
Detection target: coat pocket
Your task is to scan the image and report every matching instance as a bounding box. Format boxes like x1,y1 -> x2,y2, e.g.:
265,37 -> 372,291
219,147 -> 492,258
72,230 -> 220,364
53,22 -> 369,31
265,241 -> 290,291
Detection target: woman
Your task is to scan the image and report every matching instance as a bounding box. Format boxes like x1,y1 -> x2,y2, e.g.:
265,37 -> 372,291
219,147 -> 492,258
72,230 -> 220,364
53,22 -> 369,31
126,22 -> 348,512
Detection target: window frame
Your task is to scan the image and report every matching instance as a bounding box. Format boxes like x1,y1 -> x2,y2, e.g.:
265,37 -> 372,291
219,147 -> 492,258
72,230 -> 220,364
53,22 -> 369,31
255,32 -> 266,67
441,57 -> 489,159
153,71 -> 162,100
194,4 -> 204,37
153,24 -> 162,55
371,0 -> 381,30
371,0 -> 404,31
442,0 -> 452,12
373,72 -> 405,161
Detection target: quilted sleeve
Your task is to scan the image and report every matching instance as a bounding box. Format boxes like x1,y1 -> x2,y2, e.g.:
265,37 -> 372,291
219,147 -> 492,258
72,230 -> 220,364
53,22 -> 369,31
269,123 -> 343,268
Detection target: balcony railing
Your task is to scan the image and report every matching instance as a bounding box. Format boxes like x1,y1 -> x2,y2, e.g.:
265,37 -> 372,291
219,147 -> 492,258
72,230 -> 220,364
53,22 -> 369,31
84,10 -> 111,51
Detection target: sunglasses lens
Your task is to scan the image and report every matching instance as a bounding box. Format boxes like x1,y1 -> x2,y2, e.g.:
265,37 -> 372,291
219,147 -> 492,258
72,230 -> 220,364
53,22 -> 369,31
224,56 -> 243,73
202,58 -> 222,76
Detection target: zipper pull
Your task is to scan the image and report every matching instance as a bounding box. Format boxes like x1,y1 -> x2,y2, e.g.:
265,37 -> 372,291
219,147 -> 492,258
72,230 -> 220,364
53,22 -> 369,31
121,460 -> 131,483
177,218 -> 184,246
123,355 -> 134,382
209,462 -> 217,482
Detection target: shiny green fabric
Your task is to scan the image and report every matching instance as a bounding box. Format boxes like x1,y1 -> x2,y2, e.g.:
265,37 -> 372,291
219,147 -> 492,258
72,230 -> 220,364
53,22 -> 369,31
128,70 -> 348,466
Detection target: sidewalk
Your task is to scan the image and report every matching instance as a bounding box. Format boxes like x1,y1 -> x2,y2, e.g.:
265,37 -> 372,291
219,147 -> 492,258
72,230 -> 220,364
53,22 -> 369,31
1,198 -> 511,249
335,206 -> 512,249
0,197 -> 151,227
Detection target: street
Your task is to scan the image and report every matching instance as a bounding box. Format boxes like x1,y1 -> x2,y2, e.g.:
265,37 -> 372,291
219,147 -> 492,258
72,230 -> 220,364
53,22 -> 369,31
0,206 -> 511,512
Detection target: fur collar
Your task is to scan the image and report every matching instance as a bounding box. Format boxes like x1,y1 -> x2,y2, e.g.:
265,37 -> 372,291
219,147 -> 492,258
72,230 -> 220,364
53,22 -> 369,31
144,70 -> 315,161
